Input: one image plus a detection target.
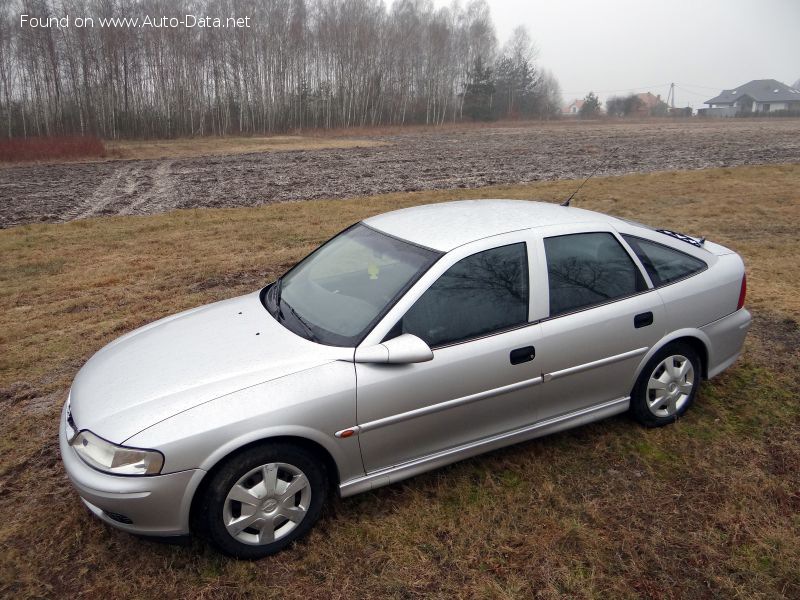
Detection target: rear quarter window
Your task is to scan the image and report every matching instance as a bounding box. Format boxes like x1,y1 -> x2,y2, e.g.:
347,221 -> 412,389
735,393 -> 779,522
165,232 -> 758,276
622,235 -> 707,287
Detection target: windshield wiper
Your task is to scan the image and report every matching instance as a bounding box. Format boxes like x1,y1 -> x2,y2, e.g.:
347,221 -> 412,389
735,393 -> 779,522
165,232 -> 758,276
267,278 -> 285,320
269,280 -> 317,342
283,301 -> 320,343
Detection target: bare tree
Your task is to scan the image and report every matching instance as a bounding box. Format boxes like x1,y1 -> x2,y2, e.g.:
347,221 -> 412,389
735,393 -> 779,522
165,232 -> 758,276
606,93 -> 643,118
3,0 -> 560,138
532,68 -> 561,119
493,26 -> 537,119
0,1 -> 17,137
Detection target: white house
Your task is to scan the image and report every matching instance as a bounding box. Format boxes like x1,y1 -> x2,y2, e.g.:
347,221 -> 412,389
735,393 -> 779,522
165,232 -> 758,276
561,99 -> 584,116
703,79 -> 800,116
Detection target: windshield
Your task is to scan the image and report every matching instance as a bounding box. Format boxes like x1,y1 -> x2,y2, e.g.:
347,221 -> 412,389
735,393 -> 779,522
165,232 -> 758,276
262,223 -> 441,347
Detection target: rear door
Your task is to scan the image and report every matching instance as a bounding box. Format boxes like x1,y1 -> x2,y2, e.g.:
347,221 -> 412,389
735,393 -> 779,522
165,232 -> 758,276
530,224 -> 667,419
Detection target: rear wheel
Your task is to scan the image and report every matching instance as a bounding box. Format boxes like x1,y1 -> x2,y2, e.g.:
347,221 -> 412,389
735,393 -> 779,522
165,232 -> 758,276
199,443 -> 327,559
631,342 -> 701,427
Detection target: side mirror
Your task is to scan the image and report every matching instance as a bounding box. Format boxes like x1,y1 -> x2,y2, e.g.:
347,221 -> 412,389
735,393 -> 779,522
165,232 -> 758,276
354,334 -> 434,364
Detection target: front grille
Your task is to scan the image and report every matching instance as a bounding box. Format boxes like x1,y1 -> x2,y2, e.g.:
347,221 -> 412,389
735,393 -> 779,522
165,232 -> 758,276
104,511 -> 134,525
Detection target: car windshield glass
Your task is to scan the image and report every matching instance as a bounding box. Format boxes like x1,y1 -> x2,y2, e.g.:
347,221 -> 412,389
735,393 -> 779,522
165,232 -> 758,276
263,223 -> 441,347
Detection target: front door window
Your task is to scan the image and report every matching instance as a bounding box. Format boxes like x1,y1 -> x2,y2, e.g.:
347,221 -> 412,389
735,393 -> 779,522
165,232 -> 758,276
392,243 -> 529,347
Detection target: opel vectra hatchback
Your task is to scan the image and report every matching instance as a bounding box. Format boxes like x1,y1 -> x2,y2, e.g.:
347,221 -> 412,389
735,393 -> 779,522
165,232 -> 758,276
60,200 -> 750,558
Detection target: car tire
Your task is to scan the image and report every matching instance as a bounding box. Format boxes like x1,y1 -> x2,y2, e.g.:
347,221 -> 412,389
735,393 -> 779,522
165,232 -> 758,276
630,342 -> 701,428
199,442 -> 327,559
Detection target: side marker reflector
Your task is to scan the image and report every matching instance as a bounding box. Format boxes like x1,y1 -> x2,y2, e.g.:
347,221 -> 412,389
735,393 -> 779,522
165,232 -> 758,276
335,427 -> 360,439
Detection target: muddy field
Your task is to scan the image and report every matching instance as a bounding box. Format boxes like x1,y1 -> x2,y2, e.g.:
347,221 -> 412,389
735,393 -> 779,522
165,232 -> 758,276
1,119 -> 799,228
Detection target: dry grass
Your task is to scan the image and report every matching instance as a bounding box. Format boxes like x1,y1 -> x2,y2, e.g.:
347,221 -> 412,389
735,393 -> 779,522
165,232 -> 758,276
1,164 -> 799,598
104,136 -> 387,161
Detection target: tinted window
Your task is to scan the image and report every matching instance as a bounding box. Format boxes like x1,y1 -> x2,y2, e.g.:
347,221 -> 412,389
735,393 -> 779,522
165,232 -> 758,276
396,243 -> 529,347
545,232 -> 645,316
622,235 -> 707,286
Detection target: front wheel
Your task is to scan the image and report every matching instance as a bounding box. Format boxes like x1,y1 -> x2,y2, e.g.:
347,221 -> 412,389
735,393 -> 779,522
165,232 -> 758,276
630,343 -> 701,427
199,443 -> 327,559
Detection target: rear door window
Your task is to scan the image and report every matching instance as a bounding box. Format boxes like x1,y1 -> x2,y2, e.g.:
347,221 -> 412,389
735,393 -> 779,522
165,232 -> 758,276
622,235 -> 707,287
544,232 -> 646,317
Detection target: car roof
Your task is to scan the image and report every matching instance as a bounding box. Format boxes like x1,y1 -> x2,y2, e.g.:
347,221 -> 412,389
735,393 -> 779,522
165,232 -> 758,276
363,199 -> 620,252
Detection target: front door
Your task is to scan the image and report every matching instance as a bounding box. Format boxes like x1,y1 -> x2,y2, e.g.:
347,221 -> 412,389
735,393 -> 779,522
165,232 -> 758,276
355,241 -> 543,472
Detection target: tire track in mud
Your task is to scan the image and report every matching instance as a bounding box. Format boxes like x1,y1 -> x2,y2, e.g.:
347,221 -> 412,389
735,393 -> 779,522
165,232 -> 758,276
1,120 -> 799,228
65,163 -> 141,221
118,160 -> 174,216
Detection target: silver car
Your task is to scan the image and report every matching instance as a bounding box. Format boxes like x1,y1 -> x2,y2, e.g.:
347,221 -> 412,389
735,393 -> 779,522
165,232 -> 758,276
60,200 -> 750,558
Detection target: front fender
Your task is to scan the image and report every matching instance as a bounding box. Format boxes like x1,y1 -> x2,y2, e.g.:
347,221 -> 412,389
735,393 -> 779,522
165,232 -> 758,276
193,423 -> 356,478
126,361 -> 364,485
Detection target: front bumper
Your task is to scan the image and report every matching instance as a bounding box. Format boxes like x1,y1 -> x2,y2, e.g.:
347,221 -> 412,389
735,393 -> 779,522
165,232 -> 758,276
59,401 -> 205,536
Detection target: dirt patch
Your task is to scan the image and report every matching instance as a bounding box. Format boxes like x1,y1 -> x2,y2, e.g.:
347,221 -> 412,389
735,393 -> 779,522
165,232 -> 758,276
103,135 -> 388,161
2,119 -> 799,228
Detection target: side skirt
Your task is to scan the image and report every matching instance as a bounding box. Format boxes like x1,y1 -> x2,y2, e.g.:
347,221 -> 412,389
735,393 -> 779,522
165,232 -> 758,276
339,395 -> 630,497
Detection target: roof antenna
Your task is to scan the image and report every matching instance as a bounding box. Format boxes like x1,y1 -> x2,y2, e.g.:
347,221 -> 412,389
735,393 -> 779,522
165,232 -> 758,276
562,163 -> 601,207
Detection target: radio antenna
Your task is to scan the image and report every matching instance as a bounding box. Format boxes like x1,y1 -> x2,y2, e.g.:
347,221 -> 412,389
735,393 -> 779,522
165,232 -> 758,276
561,163 -> 601,207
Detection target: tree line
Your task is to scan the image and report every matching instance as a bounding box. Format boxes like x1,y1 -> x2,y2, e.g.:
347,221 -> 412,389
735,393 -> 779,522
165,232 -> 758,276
0,0 -> 562,139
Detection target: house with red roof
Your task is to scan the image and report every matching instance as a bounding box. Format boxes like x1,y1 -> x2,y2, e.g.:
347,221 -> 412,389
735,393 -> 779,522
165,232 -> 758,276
561,99 -> 584,116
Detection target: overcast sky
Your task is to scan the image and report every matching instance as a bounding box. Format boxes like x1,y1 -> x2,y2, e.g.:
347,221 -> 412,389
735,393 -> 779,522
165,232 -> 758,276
432,0 -> 800,107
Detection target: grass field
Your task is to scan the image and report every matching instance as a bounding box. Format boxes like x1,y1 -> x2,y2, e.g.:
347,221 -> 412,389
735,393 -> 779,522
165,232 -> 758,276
1,164 -> 798,598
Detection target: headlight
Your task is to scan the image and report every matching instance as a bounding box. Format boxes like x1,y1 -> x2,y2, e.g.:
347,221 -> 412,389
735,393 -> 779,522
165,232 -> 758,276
70,430 -> 164,476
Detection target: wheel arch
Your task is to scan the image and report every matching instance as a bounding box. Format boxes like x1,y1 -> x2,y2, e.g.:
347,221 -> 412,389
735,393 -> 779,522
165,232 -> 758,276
633,329 -> 710,385
189,434 -> 342,533
674,336 -> 709,379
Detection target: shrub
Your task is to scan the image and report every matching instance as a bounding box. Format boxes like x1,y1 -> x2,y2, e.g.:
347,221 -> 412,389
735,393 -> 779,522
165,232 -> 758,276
0,136 -> 106,162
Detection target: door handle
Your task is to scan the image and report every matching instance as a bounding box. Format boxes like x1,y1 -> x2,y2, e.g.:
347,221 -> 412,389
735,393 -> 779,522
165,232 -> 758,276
634,311 -> 654,328
510,346 -> 536,365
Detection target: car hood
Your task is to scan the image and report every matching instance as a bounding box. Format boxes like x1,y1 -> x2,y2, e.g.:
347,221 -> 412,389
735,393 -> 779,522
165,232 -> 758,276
69,291 -> 353,442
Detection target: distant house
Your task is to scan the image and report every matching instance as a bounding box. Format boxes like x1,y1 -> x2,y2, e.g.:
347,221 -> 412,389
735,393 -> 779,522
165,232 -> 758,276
633,92 -> 666,117
703,79 -> 800,116
561,99 -> 584,116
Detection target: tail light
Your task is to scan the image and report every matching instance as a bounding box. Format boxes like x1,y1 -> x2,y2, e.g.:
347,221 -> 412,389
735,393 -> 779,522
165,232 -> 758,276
737,273 -> 747,310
